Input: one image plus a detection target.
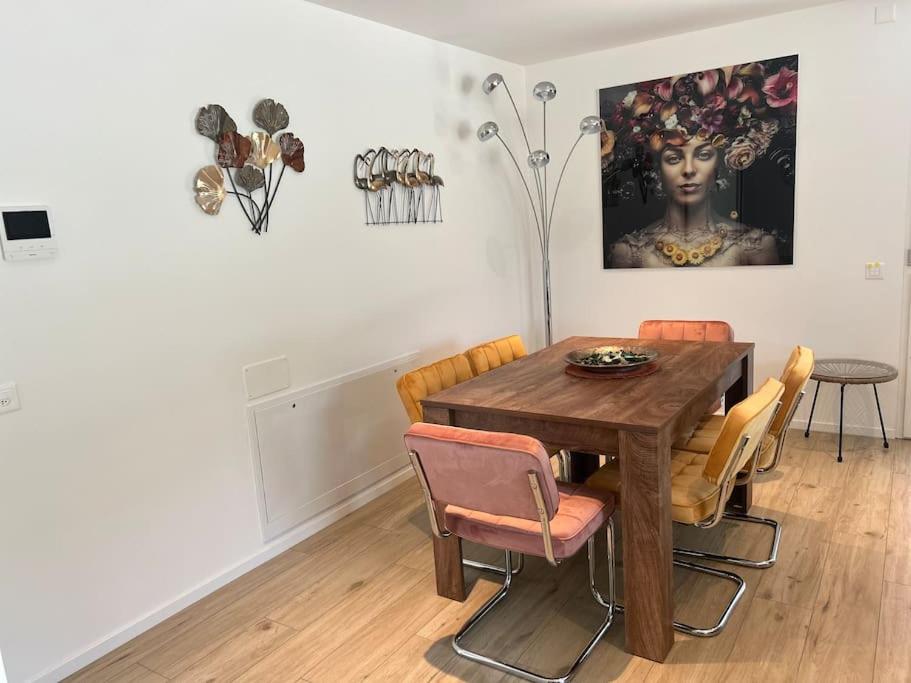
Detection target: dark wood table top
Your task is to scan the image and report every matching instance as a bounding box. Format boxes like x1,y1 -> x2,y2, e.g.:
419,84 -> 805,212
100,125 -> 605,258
422,336 -> 754,434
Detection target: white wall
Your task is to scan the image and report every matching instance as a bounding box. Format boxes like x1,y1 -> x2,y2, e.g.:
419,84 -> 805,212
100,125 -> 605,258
5,1 -> 911,680
525,0 -> 911,436
0,2 -> 532,680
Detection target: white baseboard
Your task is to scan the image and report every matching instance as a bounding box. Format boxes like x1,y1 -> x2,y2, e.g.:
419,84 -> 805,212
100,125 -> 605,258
32,466 -> 415,683
790,417 -> 896,440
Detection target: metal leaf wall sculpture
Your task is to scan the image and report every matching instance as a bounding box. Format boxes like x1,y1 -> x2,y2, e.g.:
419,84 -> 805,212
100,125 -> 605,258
353,147 -> 443,225
193,98 -> 305,234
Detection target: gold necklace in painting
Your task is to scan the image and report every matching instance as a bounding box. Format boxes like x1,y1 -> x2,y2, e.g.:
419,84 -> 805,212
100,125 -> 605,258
655,221 -> 727,266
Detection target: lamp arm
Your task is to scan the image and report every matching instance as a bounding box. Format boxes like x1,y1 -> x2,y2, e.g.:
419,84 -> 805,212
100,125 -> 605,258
496,134 -> 545,256
545,133 -> 584,249
502,80 -> 533,156
543,100 -> 548,238
531,166 -> 547,249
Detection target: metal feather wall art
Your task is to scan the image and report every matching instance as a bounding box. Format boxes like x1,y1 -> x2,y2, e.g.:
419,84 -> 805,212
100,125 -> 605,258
193,99 -> 305,234
353,148 -> 443,225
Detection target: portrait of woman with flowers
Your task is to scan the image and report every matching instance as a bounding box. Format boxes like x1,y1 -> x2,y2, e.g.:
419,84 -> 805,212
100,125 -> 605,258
599,55 -> 798,268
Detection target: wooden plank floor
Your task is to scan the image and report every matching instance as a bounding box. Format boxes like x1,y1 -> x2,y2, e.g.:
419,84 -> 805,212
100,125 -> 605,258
69,430 -> 910,682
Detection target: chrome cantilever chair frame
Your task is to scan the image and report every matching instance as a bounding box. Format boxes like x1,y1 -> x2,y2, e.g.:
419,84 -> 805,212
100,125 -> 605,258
675,398 -> 793,571
411,454 -> 616,683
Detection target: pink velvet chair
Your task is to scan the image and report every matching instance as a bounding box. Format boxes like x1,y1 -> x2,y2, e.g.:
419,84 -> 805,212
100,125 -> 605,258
405,422 -> 617,682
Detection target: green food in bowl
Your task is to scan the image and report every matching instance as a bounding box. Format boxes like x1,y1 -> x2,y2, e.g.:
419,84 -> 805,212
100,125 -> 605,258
576,346 -> 651,366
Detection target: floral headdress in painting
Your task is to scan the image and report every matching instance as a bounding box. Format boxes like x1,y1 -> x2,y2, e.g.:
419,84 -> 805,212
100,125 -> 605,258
601,61 -> 797,176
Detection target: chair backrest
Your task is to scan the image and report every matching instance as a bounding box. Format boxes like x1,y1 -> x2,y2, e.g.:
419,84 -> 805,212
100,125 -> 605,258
638,320 -> 733,343
768,346 -> 815,439
703,377 -> 784,489
404,422 -> 560,522
465,335 -> 528,375
396,354 -> 474,423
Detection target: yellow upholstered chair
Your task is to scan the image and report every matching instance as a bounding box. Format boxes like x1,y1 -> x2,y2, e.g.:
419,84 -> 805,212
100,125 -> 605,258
674,346 -> 814,474
465,334 -> 528,375
396,353 -> 474,424
586,377 -> 785,636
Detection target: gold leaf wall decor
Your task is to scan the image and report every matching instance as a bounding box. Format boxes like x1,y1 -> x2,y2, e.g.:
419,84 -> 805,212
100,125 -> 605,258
248,132 -> 281,169
192,98 -> 306,234
194,165 -> 226,215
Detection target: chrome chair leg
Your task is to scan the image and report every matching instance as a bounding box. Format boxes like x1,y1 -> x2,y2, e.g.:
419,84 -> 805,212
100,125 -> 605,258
613,554 -> 746,637
673,512 -> 781,569
670,560 -> 746,637
463,552 -> 525,577
557,449 -> 569,482
452,521 -> 616,683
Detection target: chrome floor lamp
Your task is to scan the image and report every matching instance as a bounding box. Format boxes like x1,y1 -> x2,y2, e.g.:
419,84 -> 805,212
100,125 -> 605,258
477,73 -> 601,346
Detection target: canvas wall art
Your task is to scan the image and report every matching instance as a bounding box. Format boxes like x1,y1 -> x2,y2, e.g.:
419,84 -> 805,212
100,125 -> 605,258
599,55 -> 798,268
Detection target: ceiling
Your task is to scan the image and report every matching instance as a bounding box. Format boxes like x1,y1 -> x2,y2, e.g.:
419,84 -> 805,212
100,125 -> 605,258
304,0 -> 837,64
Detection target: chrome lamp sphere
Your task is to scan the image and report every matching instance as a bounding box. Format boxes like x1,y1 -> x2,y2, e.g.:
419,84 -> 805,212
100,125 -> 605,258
482,73 -> 504,94
477,121 -> 500,142
533,81 -> 557,102
579,115 -> 603,135
527,149 -> 551,169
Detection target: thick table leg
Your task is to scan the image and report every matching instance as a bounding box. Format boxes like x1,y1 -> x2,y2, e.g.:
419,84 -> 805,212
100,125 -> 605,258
725,351 -> 754,513
433,535 -> 466,602
619,430 -> 674,663
873,384 -> 889,449
423,406 -> 467,602
569,451 -> 601,483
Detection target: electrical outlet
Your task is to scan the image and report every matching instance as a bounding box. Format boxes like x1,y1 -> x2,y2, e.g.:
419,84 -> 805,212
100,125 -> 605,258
866,261 -> 884,279
0,382 -> 20,414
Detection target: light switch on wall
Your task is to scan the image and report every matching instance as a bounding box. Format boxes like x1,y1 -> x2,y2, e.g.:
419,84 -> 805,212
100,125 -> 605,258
865,261 -> 884,279
875,3 -> 897,23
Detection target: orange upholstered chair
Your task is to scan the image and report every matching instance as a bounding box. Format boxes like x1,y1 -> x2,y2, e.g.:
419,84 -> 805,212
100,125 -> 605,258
638,320 -> 734,343
465,334 -> 528,375
640,320 -> 733,413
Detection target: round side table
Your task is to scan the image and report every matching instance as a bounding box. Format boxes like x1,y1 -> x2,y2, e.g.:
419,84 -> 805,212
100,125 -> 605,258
803,358 -> 897,462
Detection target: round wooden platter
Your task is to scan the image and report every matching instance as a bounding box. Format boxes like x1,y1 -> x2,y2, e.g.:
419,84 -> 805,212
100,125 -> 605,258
564,361 -> 660,380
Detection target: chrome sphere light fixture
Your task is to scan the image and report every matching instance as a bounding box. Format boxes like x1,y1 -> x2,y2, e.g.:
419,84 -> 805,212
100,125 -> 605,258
528,149 -> 550,169
476,121 -> 499,142
579,115 -> 603,135
532,81 -> 557,102
478,73 -> 601,346
482,73 -> 504,94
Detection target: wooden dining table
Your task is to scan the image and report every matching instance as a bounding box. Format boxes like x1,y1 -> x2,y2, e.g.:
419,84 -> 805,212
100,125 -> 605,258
420,336 -> 754,663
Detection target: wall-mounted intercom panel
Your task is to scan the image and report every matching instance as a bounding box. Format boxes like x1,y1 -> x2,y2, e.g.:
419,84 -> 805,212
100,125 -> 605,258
0,206 -> 56,261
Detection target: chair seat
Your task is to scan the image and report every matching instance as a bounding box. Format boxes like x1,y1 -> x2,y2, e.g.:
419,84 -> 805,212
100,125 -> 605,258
674,414 -> 777,469
585,450 -> 722,525
445,482 -> 615,560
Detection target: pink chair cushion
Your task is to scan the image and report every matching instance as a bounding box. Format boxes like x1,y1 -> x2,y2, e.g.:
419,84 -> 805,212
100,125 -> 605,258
638,320 -> 733,343
404,422 -> 561,521
444,482 -> 614,560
